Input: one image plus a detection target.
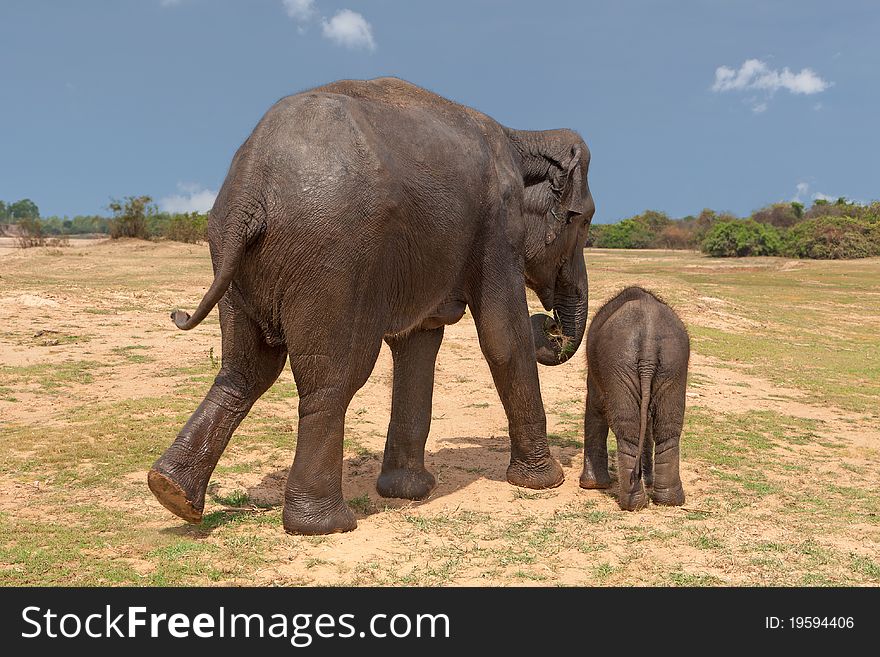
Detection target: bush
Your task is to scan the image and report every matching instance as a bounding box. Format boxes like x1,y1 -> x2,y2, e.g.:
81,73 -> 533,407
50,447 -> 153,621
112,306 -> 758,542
593,217 -> 655,248
109,196 -> 154,239
656,224 -> 695,249
584,223 -> 605,247
165,212 -> 208,243
592,212 -> 667,248
751,202 -> 803,228
588,209 -> 711,250
16,217 -> 46,248
783,216 -> 880,259
700,219 -> 782,257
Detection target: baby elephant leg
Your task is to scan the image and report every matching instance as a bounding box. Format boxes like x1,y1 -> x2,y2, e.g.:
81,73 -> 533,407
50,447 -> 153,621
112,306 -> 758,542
613,419 -> 649,511
580,378 -> 611,489
650,395 -> 685,506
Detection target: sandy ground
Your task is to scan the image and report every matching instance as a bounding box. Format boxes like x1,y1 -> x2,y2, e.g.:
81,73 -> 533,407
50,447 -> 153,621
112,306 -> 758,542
0,240 -> 878,586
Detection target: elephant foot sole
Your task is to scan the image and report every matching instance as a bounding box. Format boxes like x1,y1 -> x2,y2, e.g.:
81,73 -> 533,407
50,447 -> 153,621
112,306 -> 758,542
507,456 -> 565,490
283,499 -> 358,536
147,468 -> 204,524
376,467 -> 436,500
651,484 -> 685,507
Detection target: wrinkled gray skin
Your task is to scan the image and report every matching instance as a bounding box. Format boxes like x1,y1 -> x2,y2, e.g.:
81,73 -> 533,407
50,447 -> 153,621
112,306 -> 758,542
148,77 -> 595,535
579,287 -> 689,511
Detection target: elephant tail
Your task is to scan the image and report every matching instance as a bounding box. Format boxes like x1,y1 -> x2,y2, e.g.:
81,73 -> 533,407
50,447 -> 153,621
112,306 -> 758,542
631,361 -> 655,486
170,208 -> 261,331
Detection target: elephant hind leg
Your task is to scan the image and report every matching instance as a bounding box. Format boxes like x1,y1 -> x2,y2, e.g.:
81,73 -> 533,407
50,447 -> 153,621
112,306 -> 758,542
283,318 -> 385,535
149,299 -> 287,523
650,407 -> 685,507
641,420 -> 655,490
605,385 -> 648,511
579,376 -> 611,490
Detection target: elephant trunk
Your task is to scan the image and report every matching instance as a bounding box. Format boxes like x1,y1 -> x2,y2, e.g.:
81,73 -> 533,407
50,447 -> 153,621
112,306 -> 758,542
531,281 -> 587,366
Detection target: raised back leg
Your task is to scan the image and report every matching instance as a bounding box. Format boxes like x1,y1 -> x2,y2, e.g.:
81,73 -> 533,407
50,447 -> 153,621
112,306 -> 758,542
149,298 -> 287,523
376,326 -> 444,500
650,384 -> 686,506
580,374 -> 611,489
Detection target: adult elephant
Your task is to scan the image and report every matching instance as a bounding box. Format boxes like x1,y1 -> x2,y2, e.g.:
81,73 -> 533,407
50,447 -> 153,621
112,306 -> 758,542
149,77 -> 595,535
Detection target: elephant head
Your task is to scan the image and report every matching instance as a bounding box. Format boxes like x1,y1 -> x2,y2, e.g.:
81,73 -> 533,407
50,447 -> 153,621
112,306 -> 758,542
505,128 -> 595,365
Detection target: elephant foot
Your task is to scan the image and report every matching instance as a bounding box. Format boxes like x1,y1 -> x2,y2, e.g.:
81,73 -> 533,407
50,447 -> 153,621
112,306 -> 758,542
651,483 -> 685,507
283,496 -> 357,536
618,481 -> 649,512
579,467 -> 612,490
507,456 -> 565,490
376,467 -> 436,500
147,468 -> 204,524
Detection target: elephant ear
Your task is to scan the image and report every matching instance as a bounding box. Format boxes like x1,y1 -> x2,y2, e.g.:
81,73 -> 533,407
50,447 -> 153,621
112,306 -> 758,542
544,146 -> 584,244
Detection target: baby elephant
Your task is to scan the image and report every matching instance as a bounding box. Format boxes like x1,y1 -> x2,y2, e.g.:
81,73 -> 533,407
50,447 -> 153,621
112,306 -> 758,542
580,286 -> 689,510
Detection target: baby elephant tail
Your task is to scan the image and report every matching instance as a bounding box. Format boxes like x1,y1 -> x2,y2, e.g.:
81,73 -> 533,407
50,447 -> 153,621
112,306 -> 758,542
631,361 -> 655,486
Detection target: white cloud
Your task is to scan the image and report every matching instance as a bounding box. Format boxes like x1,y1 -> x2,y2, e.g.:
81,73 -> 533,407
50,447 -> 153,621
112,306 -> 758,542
282,0 -> 315,21
321,9 -> 376,51
713,59 -> 830,95
791,183 -> 861,206
159,183 -> 217,213
280,2 -> 377,50
713,59 -> 831,113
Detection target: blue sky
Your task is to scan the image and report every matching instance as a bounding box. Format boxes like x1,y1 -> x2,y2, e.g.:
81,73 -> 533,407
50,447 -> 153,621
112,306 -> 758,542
1,0 -> 877,223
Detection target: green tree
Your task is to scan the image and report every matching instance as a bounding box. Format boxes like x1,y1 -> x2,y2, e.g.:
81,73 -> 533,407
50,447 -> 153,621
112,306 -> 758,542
701,219 -> 782,257
784,216 -> 880,259
165,212 -> 208,243
751,202 -> 802,228
594,216 -> 655,248
108,196 -> 155,239
8,198 -> 40,220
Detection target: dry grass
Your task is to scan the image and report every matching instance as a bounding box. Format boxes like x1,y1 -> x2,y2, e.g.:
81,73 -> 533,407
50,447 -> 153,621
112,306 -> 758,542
0,241 -> 878,586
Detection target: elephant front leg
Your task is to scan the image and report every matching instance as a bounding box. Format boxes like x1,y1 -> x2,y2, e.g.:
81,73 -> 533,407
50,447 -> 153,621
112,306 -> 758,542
376,327 -> 444,500
471,292 -> 564,490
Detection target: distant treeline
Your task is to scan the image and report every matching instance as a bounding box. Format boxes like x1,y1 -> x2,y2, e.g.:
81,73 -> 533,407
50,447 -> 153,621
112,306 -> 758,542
588,199 -> 880,259
5,195 -> 880,258
1,196 -> 207,245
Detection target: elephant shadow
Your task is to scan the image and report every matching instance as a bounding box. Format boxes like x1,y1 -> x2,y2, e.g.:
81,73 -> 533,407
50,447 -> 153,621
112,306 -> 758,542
240,433 -> 586,521
159,434 -> 608,535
